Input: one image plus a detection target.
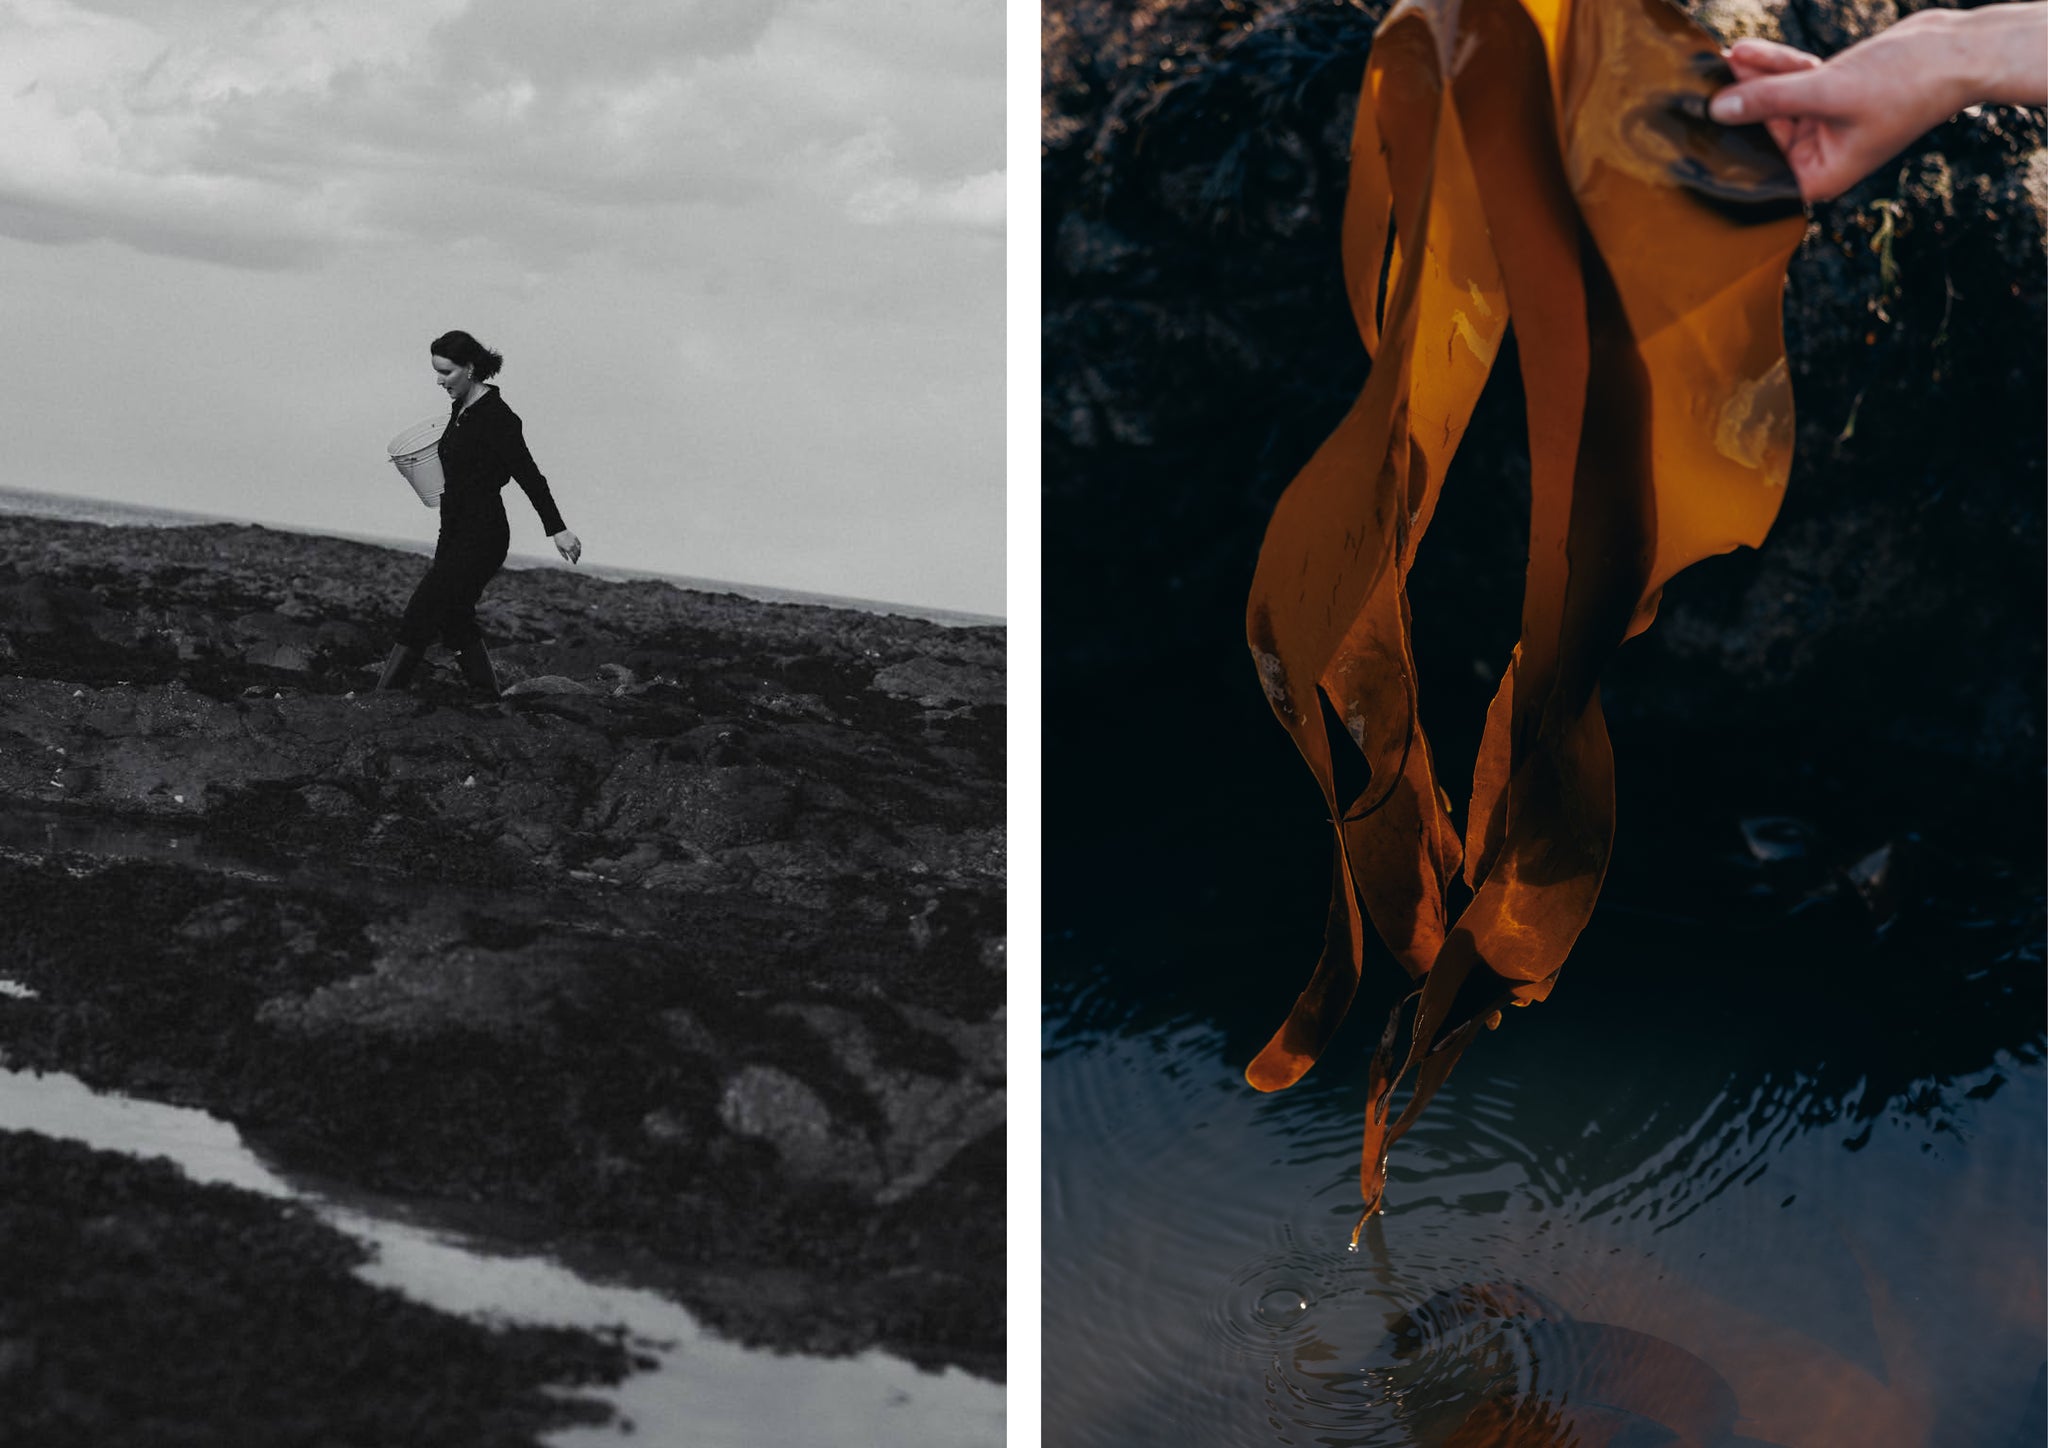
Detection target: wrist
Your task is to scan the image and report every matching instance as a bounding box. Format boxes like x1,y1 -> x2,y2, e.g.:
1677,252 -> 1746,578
1935,2 -> 2048,109
1885,8 -> 1978,122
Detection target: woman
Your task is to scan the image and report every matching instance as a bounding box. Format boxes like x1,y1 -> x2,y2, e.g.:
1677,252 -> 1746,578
376,330 -> 582,698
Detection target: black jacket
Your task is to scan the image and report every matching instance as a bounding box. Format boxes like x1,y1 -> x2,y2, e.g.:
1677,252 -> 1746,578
439,386 -> 566,536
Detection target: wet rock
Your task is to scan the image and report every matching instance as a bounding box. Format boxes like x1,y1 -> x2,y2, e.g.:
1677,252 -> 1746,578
175,899 -> 253,944
0,1130 -> 629,1445
717,1064 -> 885,1195
726,840 -> 844,911
900,1004 -> 1007,1083
870,658 -> 1005,707
0,510 -> 1005,1374
0,1337 -> 33,1380
0,576 -> 109,639
657,1007 -> 722,1058
575,838 -> 659,885
503,674 -> 593,696
244,640 -> 315,672
297,782 -> 363,820
751,689 -> 841,723
258,944 -> 587,1043
777,1003 -> 1006,1206
640,1109 -> 695,1149
313,619 -> 370,652
586,756 -> 794,848
230,612 -> 322,670
637,855 -> 744,893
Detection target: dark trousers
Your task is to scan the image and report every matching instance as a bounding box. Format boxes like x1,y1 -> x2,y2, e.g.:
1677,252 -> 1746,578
397,505 -> 510,651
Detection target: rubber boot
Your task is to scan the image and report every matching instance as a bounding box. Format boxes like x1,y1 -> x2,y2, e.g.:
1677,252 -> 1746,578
375,643 -> 421,692
457,639 -> 500,699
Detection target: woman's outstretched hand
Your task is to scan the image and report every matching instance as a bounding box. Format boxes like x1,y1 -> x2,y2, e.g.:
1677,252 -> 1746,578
1710,3 -> 2048,203
553,529 -> 583,565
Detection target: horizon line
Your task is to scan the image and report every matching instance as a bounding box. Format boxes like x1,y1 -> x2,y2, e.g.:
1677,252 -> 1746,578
0,483 -> 1005,631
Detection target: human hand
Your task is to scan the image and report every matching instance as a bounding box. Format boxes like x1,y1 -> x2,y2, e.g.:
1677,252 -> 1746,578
553,529 -> 582,565
1709,26 -> 1959,202
1709,5 -> 2048,203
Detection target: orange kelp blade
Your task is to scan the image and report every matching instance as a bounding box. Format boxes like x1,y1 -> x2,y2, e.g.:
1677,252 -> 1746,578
1446,0 -> 1810,997
1323,88 -> 1506,980
1337,0 -> 1613,1221
1244,0 -> 1507,1093
1244,0 -> 1806,1227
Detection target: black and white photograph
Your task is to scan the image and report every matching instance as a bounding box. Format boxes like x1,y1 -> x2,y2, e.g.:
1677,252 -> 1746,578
0,1 -> 1005,1443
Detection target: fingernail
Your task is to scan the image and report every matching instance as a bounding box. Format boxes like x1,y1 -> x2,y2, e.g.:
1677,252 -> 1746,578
1710,92 -> 1743,122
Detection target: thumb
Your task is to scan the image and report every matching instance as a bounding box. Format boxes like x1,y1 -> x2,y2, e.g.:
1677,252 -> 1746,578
1710,67 -> 1838,124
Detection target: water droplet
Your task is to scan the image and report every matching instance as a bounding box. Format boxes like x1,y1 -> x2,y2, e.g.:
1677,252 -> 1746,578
1254,1288 -> 1309,1327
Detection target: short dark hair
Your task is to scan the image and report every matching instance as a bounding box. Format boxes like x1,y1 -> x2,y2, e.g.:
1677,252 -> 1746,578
430,330 -> 504,381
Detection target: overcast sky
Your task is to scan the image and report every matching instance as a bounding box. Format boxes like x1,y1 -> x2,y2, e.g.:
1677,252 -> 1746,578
0,0 -> 1004,616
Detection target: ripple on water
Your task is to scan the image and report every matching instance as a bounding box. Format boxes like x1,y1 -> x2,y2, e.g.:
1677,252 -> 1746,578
1045,1004 -> 2046,1448
1203,1240 -> 1336,1357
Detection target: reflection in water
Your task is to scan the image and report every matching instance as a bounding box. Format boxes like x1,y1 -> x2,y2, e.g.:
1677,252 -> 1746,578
1044,961 -> 2045,1447
0,1065 -> 1003,1448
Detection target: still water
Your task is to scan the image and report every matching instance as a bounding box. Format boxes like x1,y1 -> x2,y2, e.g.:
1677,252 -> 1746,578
1044,849 -> 2045,1447
0,1061 -> 1002,1447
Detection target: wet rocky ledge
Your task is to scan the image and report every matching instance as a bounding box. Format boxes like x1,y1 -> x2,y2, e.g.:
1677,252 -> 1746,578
0,512 -> 1005,1431
0,1129 -> 637,1447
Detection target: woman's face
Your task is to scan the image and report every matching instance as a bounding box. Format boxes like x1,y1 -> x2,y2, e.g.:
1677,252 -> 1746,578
432,354 -> 474,402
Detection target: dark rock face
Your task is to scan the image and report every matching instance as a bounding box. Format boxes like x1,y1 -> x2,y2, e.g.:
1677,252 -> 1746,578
1044,0 -> 2043,841
0,514 -> 1004,1390
0,1131 -> 631,1447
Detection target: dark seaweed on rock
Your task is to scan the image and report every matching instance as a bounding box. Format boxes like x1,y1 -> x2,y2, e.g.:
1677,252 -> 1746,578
1242,0 -> 1807,1237
0,1130 -> 630,1448
0,513 -> 1005,1379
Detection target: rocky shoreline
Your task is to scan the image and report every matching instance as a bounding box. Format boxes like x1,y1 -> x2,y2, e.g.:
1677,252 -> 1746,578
1043,0 -> 2044,823
0,511 -> 1005,1436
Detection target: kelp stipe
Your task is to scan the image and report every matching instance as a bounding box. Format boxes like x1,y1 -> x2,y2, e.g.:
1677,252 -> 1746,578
1244,0 -> 1807,1225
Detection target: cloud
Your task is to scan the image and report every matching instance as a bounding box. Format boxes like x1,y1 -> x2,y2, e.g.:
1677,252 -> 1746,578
849,166 -> 1003,230
0,0 -> 1004,270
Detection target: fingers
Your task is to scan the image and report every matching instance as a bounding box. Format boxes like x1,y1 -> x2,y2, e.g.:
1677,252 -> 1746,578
1761,112 -> 1797,157
1724,37 -> 1824,77
1709,66 -> 1840,124
1795,155 -> 1859,203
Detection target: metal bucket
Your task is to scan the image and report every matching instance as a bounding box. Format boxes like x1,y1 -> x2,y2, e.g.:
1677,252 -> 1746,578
386,416 -> 448,508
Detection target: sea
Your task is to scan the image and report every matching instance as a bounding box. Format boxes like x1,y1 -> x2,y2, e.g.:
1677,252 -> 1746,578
0,484 -> 1001,631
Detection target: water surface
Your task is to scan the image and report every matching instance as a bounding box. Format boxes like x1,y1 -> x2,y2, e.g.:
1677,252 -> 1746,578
0,1063 -> 1003,1447
1044,829 -> 2045,1447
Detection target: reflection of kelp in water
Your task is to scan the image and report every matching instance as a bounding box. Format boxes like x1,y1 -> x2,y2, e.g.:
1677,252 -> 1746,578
1345,1223 -> 2009,1448
1243,0 -> 1807,1239
1380,1281 -> 1756,1447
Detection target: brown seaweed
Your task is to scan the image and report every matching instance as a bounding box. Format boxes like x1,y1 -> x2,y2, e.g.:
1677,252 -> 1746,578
1244,0 -> 1806,1240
